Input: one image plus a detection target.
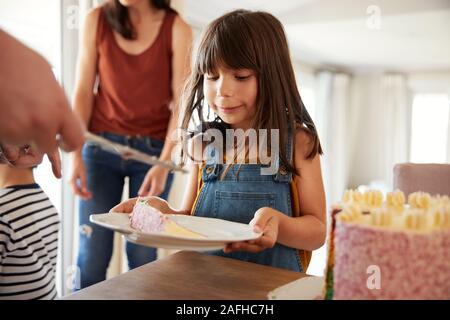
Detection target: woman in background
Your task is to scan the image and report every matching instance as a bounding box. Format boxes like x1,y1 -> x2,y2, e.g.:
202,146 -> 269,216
70,0 -> 192,289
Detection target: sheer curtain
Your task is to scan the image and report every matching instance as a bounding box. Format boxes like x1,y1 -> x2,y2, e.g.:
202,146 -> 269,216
309,71 -> 411,276
315,71 -> 351,207
347,73 -> 410,193
380,74 -> 410,187
306,71 -> 351,276
316,72 -> 410,196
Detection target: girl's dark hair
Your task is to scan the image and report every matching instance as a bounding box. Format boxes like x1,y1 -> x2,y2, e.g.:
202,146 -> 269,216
181,9 -> 323,176
104,0 -> 172,39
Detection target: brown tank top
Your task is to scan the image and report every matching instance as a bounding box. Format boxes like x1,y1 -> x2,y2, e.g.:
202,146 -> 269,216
89,7 -> 176,140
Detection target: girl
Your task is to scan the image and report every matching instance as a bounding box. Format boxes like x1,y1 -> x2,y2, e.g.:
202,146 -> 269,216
70,0 -> 192,288
112,9 -> 326,272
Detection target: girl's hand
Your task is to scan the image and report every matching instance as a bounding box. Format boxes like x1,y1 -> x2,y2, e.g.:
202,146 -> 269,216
110,197 -> 138,214
224,207 -> 279,254
138,166 -> 170,197
109,196 -> 179,215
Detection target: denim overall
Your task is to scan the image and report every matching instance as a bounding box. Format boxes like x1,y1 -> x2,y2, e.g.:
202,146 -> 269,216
192,129 -> 303,272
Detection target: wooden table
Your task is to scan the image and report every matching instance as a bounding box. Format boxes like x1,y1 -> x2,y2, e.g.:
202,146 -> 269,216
64,251 -> 307,300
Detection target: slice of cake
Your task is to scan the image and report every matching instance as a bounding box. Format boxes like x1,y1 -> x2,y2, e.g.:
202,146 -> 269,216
130,198 -> 205,239
324,190 -> 450,300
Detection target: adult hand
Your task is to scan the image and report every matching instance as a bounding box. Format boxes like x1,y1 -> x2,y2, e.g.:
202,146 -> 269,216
69,154 -> 92,199
223,207 -> 279,254
47,149 -> 62,179
0,31 -> 85,156
138,166 -> 170,197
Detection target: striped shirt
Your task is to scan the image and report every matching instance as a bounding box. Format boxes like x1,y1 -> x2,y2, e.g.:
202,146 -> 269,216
0,184 -> 59,300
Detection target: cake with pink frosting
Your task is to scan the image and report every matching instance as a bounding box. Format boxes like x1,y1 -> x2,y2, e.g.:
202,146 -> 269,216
130,198 -> 205,239
324,190 -> 450,300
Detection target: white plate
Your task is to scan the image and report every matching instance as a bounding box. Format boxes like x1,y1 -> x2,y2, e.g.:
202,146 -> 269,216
89,213 -> 262,251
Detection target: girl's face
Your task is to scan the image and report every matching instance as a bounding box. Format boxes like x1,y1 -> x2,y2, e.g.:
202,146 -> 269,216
203,66 -> 258,130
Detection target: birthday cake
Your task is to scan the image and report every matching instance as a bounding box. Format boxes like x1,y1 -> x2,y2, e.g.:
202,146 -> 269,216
324,190 -> 450,300
130,198 -> 205,239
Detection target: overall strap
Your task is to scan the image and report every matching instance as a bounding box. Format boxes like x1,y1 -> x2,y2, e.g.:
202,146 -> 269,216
201,143 -> 221,181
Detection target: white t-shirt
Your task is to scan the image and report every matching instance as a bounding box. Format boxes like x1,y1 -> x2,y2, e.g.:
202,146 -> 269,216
0,184 -> 59,300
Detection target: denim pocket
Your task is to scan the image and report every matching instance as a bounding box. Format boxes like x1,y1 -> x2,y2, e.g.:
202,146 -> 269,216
213,191 -> 275,224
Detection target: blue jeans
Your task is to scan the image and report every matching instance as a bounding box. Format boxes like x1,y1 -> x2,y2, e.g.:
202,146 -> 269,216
76,132 -> 174,289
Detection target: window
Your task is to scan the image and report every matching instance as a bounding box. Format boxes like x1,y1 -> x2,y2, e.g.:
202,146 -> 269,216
410,94 -> 450,163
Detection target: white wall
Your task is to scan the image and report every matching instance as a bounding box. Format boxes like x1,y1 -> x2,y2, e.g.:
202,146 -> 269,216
0,0 -> 61,69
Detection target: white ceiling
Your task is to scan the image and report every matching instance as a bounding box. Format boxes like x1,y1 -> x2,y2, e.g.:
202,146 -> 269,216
183,0 -> 450,73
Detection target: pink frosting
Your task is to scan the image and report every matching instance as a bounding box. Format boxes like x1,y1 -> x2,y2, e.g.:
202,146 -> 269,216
334,222 -> 450,299
130,202 -> 167,233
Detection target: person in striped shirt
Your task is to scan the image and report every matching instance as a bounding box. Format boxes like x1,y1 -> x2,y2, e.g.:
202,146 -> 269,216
0,146 -> 59,300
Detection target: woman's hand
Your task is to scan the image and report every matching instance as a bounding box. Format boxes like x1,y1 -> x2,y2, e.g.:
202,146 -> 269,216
224,207 -> 280,254
109,196 -> 179,215
138,165 -> 170,197
69,153 -> 92,200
